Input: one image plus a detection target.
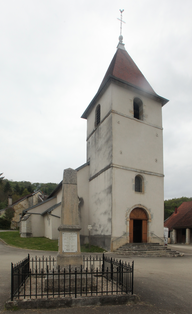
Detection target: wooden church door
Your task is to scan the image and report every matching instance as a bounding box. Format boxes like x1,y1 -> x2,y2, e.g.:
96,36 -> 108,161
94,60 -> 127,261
129,208 -> 148,243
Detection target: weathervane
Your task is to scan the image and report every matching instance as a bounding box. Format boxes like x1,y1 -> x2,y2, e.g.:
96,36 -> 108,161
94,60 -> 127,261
117,9 -> 125,43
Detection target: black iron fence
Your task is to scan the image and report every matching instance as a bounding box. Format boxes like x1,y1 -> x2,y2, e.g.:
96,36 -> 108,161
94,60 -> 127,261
11,254 -> 30,301
11,254 -> 134,300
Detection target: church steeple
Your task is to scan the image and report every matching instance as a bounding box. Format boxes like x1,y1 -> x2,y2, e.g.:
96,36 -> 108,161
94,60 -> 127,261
81,13 -> 168,119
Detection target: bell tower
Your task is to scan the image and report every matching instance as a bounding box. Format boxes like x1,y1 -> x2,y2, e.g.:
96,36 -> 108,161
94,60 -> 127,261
80,13 -> 168,251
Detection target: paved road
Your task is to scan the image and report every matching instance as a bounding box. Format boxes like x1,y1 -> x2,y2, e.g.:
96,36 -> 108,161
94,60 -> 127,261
0,240 -> 192,314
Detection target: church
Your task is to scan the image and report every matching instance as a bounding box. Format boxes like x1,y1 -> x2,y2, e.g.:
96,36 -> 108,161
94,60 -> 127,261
76,33 -> 168,251
20,29 -> 168,252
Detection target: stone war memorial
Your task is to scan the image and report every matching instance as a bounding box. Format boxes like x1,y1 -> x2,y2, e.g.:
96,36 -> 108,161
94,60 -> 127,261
57,168 -> 83,269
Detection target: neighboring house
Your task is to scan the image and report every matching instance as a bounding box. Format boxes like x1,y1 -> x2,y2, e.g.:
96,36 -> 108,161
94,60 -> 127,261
1,191 -> 44,229
164,201 -> 192,244
20,182 -> 62,240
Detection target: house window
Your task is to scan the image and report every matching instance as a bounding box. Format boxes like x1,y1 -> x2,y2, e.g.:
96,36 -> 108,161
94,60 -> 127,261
95,104 -> 101,126
133,98 -> 143,120
135,175 -> 143,193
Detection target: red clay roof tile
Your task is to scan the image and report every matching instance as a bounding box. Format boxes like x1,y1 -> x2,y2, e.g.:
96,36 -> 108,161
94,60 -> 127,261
81,47 -> 168,119
164,201 -> 192,230
98,48 -> 156,95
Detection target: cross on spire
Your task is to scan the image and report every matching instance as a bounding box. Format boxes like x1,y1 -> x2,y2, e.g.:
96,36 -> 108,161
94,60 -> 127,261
117,9 -> 125,43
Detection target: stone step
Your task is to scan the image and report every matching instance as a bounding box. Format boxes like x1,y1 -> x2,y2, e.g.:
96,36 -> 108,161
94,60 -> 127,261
114,243 -> 183,257
116,247 -> 168,251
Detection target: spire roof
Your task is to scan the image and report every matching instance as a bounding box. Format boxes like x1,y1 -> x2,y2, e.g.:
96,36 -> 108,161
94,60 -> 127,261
81,44 -> 168,119
98,47 -> 156,95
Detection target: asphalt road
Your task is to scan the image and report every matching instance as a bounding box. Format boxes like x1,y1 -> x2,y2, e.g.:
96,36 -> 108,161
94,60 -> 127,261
0,239 -> 192,314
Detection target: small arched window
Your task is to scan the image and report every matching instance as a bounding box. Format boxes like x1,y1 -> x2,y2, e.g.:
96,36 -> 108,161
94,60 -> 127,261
133,98 -> 143,120
135,175 -> 143,193
95,104 -> 101,127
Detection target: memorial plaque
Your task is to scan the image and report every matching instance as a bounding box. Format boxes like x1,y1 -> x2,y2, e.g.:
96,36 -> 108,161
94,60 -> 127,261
62,232 -> 77,252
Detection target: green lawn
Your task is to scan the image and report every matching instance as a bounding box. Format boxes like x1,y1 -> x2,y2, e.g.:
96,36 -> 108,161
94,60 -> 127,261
0,231 -> 105,252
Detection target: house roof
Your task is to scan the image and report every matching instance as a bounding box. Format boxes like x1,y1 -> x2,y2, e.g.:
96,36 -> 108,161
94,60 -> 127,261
48,181 -> 62,199
23,196 -> 56,215
1,190 -> 43,212
41,202 -> 61,216
11,190 -> 41,206
81,46 -> 168,119
164,201 -> 192,230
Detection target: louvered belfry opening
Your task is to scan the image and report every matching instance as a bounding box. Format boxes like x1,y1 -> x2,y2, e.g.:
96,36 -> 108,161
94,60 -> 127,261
95,104 -> 101,126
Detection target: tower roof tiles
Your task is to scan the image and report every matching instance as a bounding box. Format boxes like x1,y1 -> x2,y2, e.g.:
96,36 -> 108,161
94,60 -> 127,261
81,45 -> 168,119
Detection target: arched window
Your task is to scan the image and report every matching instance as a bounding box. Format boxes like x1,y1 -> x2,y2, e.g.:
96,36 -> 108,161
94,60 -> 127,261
135,175 -> 143,193
133,98 -> 143,120
95,104 -> 101,126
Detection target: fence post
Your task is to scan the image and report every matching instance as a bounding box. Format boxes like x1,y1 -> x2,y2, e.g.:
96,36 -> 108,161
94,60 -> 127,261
110,257 -> 113,280
27,254 -> 30,273
132,261 -> 134,294
102,253 -> 105,274
11,263 -> 13,301
75,268 -> 77,298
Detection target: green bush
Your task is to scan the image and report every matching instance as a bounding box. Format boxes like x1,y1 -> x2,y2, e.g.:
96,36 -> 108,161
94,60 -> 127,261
0,217 -> 10,229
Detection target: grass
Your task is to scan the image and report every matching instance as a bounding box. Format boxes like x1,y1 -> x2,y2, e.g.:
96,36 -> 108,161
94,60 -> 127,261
81,243 -> 105,253
0,231 -> 58,251
0,231 -> 105,252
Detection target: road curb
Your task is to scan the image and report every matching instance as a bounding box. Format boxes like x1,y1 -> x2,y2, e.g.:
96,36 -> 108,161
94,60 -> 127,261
5,294 -> 139,310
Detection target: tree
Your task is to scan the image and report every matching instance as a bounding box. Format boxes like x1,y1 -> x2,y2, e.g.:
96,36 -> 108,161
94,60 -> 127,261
4,207 -> 14,222
21,188 -> 30,197
0,173 -> 4,185
27,185 -> 33,193
164,196 -> 192,220
4,181 -> 11,194
14,183 -> 20,194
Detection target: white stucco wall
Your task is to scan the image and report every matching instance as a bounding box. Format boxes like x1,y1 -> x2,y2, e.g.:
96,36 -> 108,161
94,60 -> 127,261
31,214 -> 44,237
44,214 -> 51,239
89,168 -> 112,236
20,215 -> 32,236
84,79 -> 165,249
111,84 -> 163,175
87,115 -> 112,178
87,86 -> 112,138
44,205 -> 61,240
51,206 -> 61,239
111,83 -> 162,127
111,167 -> 164,241
77,164 -> 90,236
56,189 -> 62,203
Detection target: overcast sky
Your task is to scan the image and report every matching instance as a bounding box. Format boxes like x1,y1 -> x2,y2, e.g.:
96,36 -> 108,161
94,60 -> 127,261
1,0 -> 192,200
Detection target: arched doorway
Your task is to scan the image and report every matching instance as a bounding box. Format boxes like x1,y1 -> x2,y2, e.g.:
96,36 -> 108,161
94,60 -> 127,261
129,208 -> 148,243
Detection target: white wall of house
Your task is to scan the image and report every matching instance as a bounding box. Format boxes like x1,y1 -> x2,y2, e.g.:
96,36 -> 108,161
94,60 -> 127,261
51,206 -> 61,239
56,189 -> 62,203
44,214 -> 51,239
44,206 -> 61,240
20,215 -> 32,237
31,215 -> 44,237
